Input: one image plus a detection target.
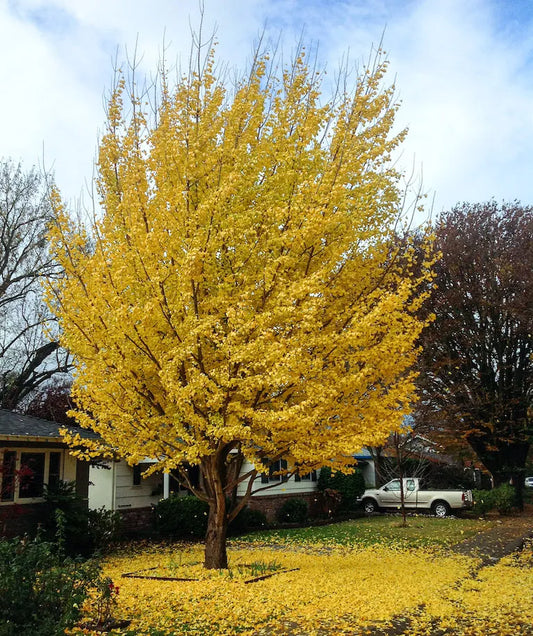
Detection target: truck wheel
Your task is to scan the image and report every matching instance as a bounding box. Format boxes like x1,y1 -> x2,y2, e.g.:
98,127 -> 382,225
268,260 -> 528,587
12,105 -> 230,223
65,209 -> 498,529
432,501 -> 451,518
363,499 -> 378,514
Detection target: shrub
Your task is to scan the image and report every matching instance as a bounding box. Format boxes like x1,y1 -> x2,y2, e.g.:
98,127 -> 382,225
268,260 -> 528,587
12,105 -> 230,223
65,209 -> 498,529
472,484 -> 516,516
43,481 -> 122,555
229,506 -> 268,534
493,483 -> 516,515
88,507 -> 122,551
422,463 -> 477,490
0,534 -> 101,636
472,489 -> 495,516
317,466 -> 365,511
156,496 -> 267,538
155,494 -> 209,538
276,498 -> 308,524
320,488 -> 343,518
244,507 -> 268,529
82,576 -> 121,630
43,480 -> 91,554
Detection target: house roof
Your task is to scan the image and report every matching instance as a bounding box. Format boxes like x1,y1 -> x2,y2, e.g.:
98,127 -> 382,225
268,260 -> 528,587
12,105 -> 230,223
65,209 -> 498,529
0,409 -> 98,441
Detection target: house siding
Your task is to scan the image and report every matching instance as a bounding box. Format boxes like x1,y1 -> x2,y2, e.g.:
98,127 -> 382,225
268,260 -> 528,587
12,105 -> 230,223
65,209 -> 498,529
236,459 -> 320,497
89,453 -> 376,532
89,460 -> 162,512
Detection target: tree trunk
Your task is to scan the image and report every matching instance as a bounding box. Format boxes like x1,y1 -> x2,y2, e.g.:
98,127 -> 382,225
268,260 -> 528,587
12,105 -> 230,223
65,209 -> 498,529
204,493 -> 229,569
511,471 -> 525,512
200,447 -> 255,569
399,466 -> 407,527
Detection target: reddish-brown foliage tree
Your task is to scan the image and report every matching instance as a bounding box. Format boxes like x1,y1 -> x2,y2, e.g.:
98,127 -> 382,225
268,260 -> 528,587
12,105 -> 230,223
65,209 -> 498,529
24,381 -> 75,426
416,202 -> 532,507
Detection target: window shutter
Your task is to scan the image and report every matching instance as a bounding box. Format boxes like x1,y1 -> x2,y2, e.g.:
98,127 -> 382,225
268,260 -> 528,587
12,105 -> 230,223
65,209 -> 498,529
281,459 -> 288,482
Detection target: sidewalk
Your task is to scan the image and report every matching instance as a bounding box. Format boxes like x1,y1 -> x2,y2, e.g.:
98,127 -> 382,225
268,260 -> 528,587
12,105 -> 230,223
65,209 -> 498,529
452,508 -> 533,565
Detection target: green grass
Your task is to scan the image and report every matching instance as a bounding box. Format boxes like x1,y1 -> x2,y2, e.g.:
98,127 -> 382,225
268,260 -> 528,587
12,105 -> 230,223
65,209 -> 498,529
231,515 -> 495,549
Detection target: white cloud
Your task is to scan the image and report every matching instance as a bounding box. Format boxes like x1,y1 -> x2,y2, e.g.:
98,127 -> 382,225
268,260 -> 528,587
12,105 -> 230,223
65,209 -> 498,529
384,0 -> 533,213
1,0 -> 533,215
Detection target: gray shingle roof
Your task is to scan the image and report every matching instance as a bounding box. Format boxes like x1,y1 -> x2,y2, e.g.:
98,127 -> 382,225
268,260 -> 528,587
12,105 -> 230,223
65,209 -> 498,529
0,409 -> 99,440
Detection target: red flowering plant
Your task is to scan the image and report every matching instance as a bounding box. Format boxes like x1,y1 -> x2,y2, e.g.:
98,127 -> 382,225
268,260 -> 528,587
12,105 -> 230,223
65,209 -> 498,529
81,576 -> 121,629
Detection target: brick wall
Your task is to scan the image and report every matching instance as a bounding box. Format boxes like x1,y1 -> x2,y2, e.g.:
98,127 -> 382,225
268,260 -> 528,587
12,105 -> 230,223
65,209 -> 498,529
1,503 -> 156,540
2,496 -> 328,540
0,503 -> 48,538
118,506 -> 155,535
245,491 -> 323,523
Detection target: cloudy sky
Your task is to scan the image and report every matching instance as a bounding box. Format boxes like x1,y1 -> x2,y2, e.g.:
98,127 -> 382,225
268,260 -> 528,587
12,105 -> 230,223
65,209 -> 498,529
1,0 -> 533,222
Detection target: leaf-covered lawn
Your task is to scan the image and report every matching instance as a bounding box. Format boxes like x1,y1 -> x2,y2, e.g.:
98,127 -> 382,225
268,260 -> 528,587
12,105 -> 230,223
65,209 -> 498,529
70,518 -> 533,635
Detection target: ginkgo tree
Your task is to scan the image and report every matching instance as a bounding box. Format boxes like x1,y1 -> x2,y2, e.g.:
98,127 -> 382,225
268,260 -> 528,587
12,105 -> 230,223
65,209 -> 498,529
47,42 -> 434,568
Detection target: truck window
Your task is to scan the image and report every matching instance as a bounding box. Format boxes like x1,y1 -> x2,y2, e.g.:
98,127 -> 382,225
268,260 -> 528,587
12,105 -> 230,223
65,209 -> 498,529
406,479 -> 415,491
387,480 -> 400,491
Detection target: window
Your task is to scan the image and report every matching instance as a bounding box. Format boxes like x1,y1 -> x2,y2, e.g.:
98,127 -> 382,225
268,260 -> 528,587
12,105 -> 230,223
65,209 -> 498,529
19,453 -> 45,498
0,449 -> 63,503
133,462 -> 159,486
295,469 -> 317,482
49,453 -> 61,490
261,459 -> 288,484
167,465 -> 200,493
133,464 -> 142,486
1,451 -> 16,502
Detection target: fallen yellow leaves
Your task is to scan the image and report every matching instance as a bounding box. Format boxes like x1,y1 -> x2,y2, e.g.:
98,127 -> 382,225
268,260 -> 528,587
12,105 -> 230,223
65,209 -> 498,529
422,545 -> 533,636
60,543 -> 463,633
68,536 -> 533,635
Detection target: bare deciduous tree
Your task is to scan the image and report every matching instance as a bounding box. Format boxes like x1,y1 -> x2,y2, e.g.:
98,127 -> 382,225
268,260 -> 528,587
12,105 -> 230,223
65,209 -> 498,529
0,159 -> 71,410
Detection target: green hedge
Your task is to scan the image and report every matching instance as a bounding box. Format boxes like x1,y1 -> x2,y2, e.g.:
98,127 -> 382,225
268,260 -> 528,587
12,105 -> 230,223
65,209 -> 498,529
155,495 -> 209,538
317,466 -> 365,511
276,498 -> 308,524
472,484 -> 516,516
0,535 -> 101,636
229,506 -> 268,534
155,495 -> 269,537
43,480 -> 122,555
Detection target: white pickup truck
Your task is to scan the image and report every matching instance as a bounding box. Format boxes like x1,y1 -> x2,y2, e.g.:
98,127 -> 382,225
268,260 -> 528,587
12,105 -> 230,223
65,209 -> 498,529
361,478 -> 473,517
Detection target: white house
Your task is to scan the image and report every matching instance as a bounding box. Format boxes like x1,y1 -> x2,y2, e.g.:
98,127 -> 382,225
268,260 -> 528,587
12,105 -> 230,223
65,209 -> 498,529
88,449 -> 376,528
0,409 -> 94,537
